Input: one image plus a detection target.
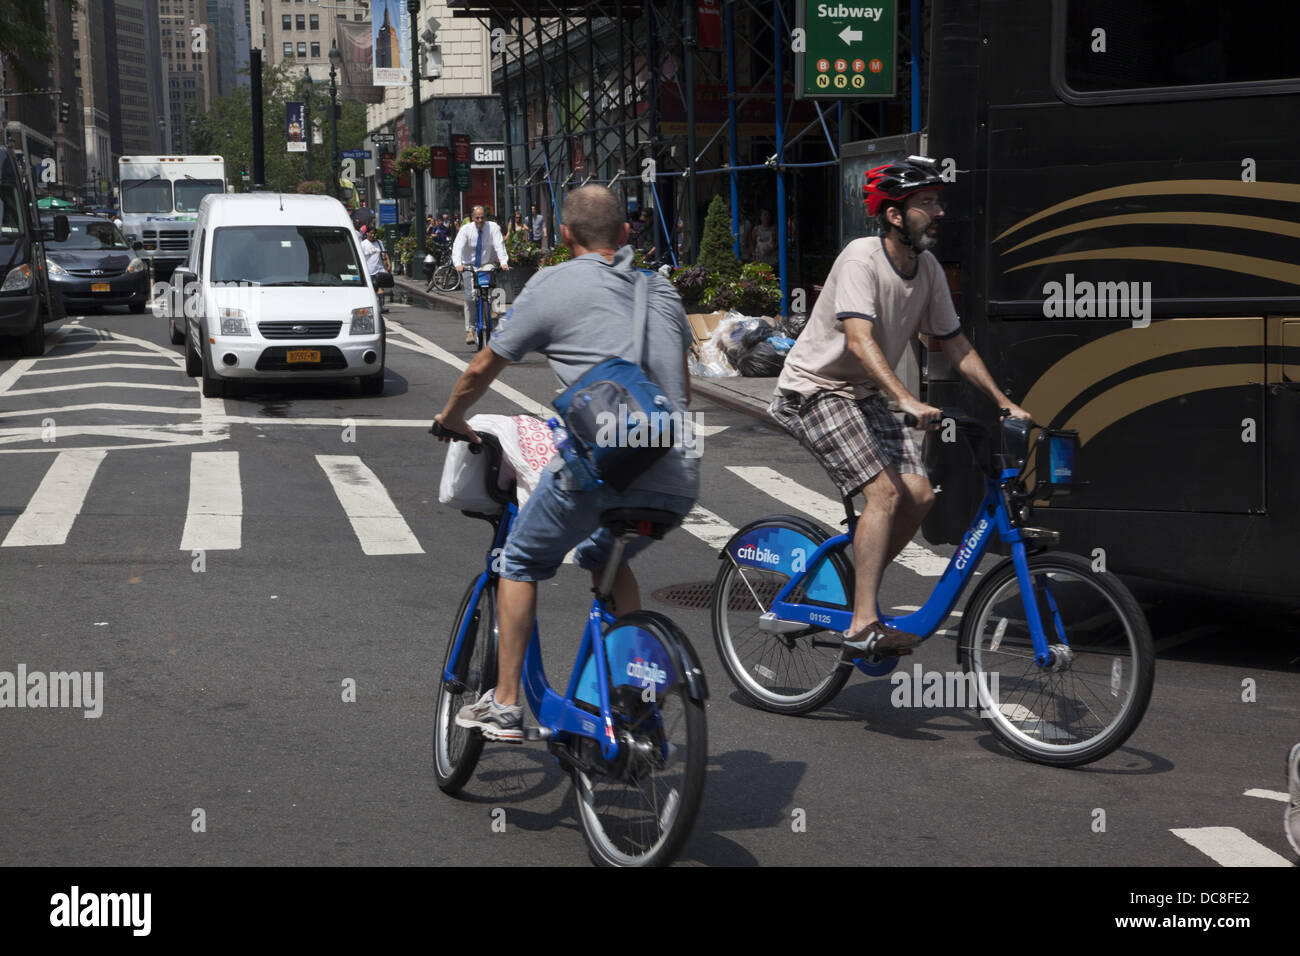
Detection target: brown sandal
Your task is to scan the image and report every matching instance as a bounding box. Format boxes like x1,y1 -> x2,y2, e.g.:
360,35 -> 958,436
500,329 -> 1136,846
841,620 -> 924,656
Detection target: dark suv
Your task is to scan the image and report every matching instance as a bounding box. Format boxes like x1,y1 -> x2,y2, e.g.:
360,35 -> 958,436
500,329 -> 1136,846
0,147 -> 68,355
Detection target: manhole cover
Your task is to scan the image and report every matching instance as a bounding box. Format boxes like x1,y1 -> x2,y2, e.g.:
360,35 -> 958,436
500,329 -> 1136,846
652,578 -> 789,611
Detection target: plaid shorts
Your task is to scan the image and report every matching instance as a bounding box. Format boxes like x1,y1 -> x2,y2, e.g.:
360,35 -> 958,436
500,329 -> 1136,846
769,391 -> 926,498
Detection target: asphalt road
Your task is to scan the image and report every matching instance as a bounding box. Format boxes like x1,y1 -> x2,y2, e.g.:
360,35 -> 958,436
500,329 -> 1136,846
1,294 -> 1297,869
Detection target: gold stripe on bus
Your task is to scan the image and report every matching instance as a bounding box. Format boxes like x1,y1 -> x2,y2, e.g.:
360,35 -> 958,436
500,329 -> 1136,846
1021,318 -> 1264,433
993,180 -> 1300,243
1064,364 -> 1260,447
1001,212 -> 1300,257
1004,246 -> 1300,286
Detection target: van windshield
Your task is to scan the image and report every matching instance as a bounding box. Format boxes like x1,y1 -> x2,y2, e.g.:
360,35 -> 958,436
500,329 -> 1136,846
209,225 -> 365,286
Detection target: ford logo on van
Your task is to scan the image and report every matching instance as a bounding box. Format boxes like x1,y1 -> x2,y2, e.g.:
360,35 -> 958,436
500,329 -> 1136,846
292,325 -> 308,334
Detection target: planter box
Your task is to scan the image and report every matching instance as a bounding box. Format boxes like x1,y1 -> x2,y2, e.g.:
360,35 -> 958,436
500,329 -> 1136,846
500,264 -> 538,302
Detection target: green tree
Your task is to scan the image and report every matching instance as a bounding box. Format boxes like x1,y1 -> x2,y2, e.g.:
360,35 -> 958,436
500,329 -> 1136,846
188,58 -> 368,195
0,0 -> 75,90
697,194 -> 739,278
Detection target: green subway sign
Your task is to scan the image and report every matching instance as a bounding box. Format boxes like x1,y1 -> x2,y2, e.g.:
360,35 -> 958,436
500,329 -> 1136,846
796,1 -> 897,100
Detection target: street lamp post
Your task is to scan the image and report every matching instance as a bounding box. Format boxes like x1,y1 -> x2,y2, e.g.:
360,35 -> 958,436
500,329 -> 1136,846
408,0 -> 426,281
329,43 -> 342,202
302,69 -> 314,182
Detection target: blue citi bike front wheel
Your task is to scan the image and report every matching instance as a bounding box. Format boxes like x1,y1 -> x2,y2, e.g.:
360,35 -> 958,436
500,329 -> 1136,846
432,581 -> 498,793
959,550 -> 1154,767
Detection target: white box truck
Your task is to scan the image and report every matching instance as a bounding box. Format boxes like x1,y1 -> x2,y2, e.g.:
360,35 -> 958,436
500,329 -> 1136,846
118,155 -> 226,279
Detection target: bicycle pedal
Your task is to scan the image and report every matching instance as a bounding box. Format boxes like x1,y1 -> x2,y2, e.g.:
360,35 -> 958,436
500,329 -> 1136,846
523,726 -> 551,742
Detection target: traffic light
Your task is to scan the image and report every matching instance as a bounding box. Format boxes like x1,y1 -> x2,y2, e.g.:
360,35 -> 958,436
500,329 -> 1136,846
421,16 -> 442,80
59,100 -> 71,124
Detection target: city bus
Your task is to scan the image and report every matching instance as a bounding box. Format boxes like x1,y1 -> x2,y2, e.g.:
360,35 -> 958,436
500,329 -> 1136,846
118,155 -> 227,279
920,0 -> 1300,599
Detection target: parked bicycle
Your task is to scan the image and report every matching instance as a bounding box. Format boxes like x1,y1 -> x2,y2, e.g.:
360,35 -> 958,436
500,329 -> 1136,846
710,409 -> 1154,767
423,241 -> 459,293
430,422 -> 708,865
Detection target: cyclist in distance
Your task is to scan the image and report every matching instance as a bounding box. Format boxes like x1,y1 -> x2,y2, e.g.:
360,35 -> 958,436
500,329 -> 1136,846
433,185 -> 699,743
768,156 -> 1031,657
452,205 -> 509,346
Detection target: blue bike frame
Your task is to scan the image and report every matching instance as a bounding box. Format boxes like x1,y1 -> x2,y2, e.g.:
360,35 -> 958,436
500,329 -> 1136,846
441,503 -> 629,763
762,468 -> 1059,667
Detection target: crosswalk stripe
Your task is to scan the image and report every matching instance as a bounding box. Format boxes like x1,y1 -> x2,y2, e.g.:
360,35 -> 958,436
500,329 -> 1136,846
1169,827 -> 1293,866
2,450 -> 107,547
679,504 -> 737,550
1243,789 -> 1289,803
180,452 -> 242,551
316,455 -> 424,556
726,465 -> 950,577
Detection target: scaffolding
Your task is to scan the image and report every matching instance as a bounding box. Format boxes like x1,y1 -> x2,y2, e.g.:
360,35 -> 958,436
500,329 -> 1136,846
447,0 -> 926,310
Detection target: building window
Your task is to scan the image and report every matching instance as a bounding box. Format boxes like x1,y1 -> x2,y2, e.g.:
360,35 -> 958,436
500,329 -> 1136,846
310,42 -> 320,58
297,42 -> 306,57
296,14 -> 305,28
309,14 -> 318,29
282,14 -> 290,29
353,12 -> 362,19
336,11 -> 345,18
283,42 -> 292,57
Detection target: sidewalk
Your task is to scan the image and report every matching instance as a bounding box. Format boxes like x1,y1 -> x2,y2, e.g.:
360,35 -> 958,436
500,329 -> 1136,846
394,273 -> 777,423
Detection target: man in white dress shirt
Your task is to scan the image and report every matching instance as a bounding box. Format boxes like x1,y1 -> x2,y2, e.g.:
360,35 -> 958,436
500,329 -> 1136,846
451,205 -> 509,346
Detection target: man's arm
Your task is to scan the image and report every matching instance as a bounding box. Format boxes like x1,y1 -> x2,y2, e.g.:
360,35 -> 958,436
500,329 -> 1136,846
492,223 -> 509,269
843,317 -> 941,428
451,226 -> 467,269
939,332 -> 1031,419
433,347 -> 513,442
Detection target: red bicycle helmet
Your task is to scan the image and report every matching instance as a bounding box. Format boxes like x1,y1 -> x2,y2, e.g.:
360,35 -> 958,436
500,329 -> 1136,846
863,156 -> 945,217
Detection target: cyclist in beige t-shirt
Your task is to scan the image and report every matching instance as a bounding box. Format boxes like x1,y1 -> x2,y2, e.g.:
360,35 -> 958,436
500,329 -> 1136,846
770,157 -> 1031,657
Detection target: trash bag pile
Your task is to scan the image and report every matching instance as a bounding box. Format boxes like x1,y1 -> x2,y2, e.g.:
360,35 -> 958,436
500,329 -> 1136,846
689,311 -> 805,378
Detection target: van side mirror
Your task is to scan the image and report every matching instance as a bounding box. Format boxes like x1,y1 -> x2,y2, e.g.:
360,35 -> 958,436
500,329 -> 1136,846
49,214 -> 70,243
132,241 -> 144,251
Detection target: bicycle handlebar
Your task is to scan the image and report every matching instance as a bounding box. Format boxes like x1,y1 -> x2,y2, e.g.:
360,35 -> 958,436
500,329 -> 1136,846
430,420 -> 483,453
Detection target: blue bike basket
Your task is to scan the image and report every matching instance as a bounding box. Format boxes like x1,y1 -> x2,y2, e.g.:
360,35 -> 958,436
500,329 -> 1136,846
476,271 -> 492,288
1035,429 -> 1081,497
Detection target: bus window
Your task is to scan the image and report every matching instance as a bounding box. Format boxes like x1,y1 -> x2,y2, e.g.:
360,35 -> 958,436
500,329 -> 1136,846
122,180 -> 173,213
1062,0 -> 1297,94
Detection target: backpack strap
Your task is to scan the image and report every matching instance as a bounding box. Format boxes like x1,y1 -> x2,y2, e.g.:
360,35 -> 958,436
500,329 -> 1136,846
629,271 -> 650,367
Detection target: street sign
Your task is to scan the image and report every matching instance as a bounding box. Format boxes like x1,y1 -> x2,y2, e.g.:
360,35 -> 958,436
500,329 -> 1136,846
451,134 -> 471,192
796,1 -> 897,100
341,149 -> 371,159
380,151 -> 396,200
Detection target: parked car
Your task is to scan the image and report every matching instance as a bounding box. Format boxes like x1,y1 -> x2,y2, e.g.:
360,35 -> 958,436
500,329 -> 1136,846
0,147 -> 67,355
45,215 -> 150,314
168,193 -> 393,397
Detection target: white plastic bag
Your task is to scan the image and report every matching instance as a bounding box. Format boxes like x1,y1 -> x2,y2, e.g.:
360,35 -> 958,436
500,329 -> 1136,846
437,414 -> 557,512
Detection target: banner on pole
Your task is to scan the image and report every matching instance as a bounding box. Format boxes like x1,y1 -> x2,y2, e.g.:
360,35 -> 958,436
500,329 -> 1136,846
286,103 -> 307,152
371,0 -> 411,86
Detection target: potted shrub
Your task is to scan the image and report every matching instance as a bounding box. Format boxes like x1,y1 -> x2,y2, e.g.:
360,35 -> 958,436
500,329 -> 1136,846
670,265 -> 711,311
296,180 -> 326,195
393,236 -> 417,275
539,244 -> 572,268
392,145 -> 431,175
502,229 -> 541,299
732,262 -> 783,316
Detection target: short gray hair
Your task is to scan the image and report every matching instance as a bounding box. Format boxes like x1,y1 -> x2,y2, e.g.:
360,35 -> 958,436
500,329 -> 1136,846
561,185 -> 624,250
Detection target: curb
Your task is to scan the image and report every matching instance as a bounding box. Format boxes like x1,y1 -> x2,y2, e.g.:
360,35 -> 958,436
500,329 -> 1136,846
690,377 -> 782,428
392,275 -> 461,309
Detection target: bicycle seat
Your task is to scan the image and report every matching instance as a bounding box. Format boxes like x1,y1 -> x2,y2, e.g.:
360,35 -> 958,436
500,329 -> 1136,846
600,508 -> 680,539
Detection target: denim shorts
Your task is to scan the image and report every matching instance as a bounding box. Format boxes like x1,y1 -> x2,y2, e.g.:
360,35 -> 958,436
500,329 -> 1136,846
499,461 -> 695,582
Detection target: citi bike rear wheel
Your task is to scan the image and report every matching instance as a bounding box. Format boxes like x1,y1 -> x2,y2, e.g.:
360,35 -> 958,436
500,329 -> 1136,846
959,551 -> 1153,767
570,612 -> 707,867
710,522 -> 853,715
433,581 -> 498,793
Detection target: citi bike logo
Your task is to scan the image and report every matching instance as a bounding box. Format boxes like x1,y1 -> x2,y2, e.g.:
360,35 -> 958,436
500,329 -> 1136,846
953,518 -> 989,572
593,406 -> 704,459
735,544 -> 782,567
627,658 -> 667,685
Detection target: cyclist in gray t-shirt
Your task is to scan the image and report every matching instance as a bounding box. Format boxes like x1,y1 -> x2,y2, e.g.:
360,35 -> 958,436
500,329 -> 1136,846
433,185 -> 699,742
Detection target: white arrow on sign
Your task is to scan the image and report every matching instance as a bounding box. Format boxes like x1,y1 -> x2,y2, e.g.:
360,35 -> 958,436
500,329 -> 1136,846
839,26 -> 863,44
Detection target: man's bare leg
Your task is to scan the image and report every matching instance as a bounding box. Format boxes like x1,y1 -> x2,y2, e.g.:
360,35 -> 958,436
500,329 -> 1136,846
493,577 -> 536,708
848,469 -> 935,635
592,563 -> 640,615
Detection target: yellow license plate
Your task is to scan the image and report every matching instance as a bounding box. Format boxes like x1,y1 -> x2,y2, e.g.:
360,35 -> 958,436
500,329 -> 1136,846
91,283 -> 111,292
286,349 -> 321,363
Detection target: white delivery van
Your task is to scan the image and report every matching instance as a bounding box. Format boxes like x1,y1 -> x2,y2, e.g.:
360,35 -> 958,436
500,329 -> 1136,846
169,193 -> 392,397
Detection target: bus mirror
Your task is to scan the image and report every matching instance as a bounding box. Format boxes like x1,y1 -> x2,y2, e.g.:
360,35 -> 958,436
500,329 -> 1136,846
53,215 -> 70,242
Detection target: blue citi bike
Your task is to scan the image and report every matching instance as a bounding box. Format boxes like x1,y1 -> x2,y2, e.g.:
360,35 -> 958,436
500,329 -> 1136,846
430,423 -> 708,866
466,263 -> 499,351
710,409 -> 1154,767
